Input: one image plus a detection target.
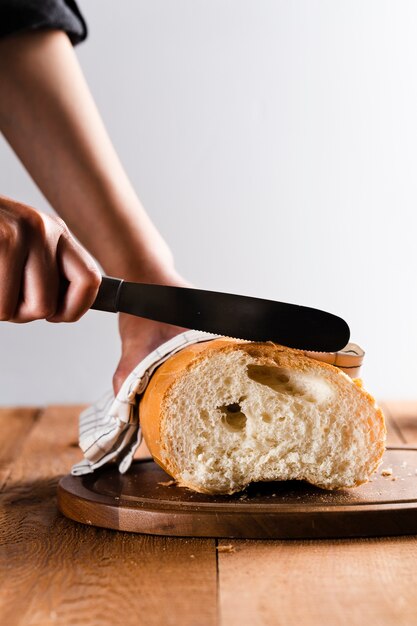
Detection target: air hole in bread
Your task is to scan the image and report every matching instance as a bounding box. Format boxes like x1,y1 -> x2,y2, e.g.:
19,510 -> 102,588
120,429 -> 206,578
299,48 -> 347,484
247,364 -> 293,392
219,403 -> 247,432
262,411 -> 286,423
226,403 -> 241,413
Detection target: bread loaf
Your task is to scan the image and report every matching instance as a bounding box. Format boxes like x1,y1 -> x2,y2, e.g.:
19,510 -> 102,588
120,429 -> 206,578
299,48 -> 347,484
140,339 -> 386,494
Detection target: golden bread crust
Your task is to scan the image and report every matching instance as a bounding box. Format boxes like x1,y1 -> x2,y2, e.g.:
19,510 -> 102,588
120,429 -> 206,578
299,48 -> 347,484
139,339 -> 386,489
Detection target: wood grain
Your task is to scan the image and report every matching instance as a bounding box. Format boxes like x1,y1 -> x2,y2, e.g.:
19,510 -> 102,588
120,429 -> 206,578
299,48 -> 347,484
382,401 -> 417,445
217,536 -> 417,626
380,401 -> 406,445
0,406 -> 217,626
0,407 -> 39,490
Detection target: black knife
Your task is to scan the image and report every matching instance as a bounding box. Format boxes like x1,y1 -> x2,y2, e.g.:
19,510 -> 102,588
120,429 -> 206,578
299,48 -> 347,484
90,276 -> 350,352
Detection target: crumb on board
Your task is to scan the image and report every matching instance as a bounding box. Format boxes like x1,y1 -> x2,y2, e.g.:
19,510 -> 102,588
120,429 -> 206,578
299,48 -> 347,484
216,544 -> 236,554
381,468 -> 393,477
157,479 -> 177,487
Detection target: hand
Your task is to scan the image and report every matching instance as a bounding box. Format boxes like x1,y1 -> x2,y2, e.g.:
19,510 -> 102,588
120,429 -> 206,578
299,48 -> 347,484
113,271 -> 191,395
0,195 -> 101,322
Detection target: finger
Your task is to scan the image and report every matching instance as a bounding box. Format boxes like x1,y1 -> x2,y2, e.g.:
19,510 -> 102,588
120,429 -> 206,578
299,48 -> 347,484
47,234 -> 101,323
11,243 -> 59,323
0,219 -> 26,320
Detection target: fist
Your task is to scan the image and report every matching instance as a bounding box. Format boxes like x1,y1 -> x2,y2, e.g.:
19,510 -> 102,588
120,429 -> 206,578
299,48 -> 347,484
0,194 -> 101,322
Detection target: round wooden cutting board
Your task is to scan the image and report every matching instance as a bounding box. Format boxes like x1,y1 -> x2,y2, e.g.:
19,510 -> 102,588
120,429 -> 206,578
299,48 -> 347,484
58,447 -> 417,539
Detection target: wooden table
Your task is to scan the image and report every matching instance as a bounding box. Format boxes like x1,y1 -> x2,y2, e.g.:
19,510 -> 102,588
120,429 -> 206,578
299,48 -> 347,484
0,402 -> 416,626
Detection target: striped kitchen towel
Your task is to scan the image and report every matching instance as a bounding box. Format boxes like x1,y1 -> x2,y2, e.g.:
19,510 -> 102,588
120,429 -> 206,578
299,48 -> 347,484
71,330 -> 220,476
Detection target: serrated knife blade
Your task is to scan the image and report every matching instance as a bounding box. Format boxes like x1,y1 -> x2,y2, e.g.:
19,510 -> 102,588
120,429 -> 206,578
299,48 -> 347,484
90,276 -> 350,352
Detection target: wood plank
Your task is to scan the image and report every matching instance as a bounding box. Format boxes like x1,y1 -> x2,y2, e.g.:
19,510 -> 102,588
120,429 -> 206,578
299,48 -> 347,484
382,401 -> 417,445
379,401 -> 406,446
0,405 -> 217,626
218,537 -> 417,626
0,407 -> 39,490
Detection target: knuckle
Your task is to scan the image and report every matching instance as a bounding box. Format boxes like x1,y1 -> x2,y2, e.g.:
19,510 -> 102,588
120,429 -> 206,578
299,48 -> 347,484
0,219 -> 21,250
23,210 -> 45,236
5,211 -> 45,248
48,214 -> 67,234
0,204 -> 55,251
80,266 -> 101,296
88,267 -> 102,290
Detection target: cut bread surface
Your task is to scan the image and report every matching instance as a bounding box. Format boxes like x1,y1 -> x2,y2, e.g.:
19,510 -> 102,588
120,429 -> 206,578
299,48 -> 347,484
140,341 -> 386,495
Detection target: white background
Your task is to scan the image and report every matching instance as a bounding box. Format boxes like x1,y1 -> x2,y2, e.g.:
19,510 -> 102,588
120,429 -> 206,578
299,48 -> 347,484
1,0 -> 416,404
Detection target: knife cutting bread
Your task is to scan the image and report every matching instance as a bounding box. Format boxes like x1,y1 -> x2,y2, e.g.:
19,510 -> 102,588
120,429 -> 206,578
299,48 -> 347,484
140,339 -> 386,494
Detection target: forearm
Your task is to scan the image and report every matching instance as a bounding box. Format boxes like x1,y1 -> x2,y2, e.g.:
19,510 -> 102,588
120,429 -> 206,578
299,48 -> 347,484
0,30 -> 175,283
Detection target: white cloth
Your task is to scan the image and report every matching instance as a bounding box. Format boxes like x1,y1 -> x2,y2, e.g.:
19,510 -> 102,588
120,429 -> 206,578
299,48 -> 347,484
71,330 -> 219,476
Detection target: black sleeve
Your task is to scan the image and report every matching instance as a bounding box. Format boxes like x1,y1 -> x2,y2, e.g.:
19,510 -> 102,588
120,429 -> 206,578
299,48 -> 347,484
0,0 -> 87,45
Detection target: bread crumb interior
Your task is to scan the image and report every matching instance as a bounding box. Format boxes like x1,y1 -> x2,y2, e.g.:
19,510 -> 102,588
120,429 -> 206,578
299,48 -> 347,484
161,349 -> 385,494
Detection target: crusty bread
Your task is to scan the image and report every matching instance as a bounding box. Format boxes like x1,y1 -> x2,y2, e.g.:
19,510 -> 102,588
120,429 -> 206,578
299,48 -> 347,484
140,339 -> 386,494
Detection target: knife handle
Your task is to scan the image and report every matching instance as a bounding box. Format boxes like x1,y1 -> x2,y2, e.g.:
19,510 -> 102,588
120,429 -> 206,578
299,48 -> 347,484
91,276 -> 124,313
